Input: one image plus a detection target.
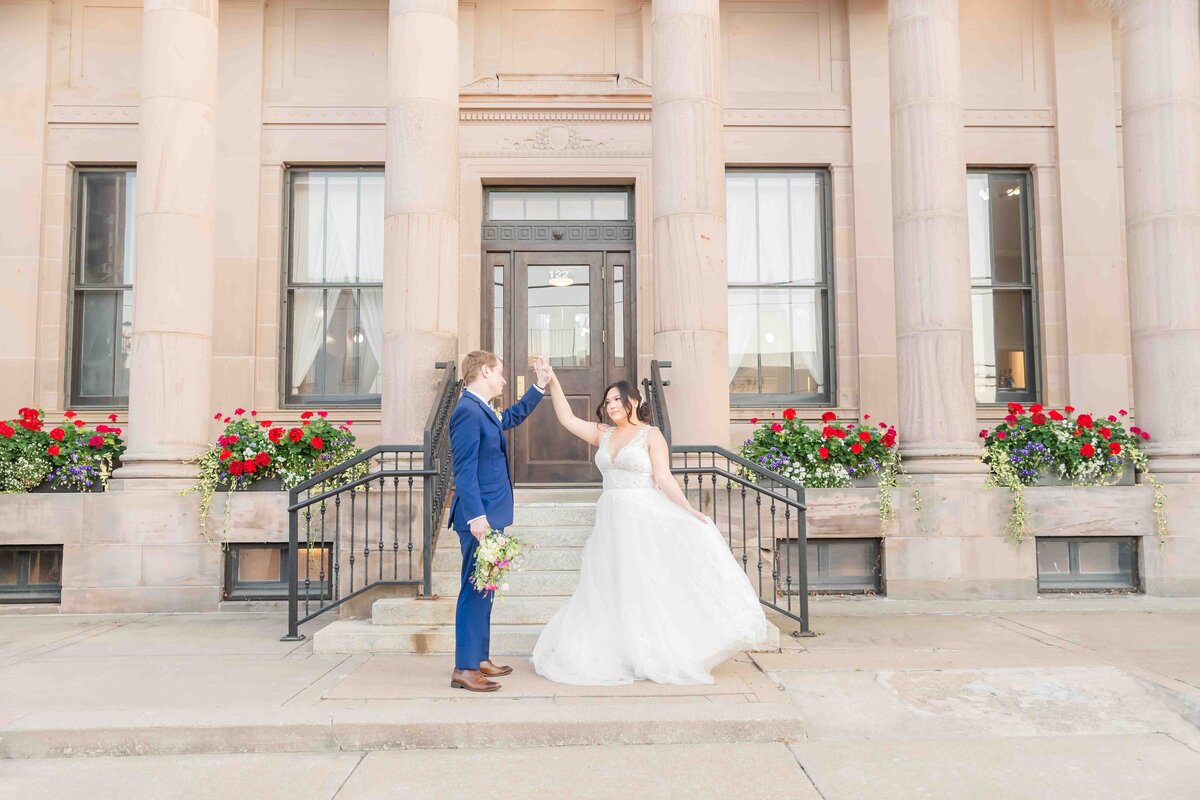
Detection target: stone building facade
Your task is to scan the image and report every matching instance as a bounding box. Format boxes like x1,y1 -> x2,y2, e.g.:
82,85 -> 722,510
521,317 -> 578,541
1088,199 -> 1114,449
1,0 -> 1198,611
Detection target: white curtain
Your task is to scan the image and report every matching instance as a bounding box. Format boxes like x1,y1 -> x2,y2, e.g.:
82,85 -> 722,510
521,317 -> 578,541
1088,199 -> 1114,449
359,289 -> 383,394
290,290 -> 325,392
358,176 -> 385,392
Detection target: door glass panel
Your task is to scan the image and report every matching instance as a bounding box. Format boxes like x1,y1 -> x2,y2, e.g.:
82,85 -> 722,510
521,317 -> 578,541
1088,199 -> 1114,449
528,264 -> 590,367
492,266 -> 505,359
613,264 -> 625,368
487,192 -> 629,221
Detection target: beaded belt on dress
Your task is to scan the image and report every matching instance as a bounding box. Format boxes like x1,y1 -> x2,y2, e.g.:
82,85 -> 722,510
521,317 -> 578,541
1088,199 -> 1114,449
602,473 -> 656,490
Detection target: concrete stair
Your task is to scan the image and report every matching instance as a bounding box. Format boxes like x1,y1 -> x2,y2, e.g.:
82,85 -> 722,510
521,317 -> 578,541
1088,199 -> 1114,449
313,490 -> 781,656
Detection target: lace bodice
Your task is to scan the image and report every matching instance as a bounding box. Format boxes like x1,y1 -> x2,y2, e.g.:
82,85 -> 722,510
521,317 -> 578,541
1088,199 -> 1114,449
596,425 -> 657,490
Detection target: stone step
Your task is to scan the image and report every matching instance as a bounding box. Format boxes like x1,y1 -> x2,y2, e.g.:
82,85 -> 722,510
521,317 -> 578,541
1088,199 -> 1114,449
316,618 -> 781,656
314,620 -> 544,656
512,503 -> 596,527
431,546 -> 585,573
433,569 -> 579,597
0,700 -> 805,758
513,487 -> 602,504
435,525 -> 594,550
371,596 -> 566,626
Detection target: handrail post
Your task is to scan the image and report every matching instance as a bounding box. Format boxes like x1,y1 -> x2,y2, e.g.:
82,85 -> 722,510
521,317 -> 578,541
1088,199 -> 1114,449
281,486 -> 305,641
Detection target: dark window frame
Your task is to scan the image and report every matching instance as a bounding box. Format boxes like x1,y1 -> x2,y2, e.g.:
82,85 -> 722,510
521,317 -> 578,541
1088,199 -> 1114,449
777,537 -> 882,595
726,168 -> 836,407
0,546 -> 64,604
280,166 -> 384,409
223,542 -> 333,602
968,168 -> 1041,407
1036,536 -> 1140,593
66,167 -> 136,408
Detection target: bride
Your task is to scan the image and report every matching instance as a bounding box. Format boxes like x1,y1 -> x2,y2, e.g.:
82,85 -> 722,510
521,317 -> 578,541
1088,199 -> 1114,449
530,370 -> 771,686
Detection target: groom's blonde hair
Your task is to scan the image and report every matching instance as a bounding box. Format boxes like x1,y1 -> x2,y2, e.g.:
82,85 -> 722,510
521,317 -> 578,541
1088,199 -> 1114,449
461,350 -> 500,385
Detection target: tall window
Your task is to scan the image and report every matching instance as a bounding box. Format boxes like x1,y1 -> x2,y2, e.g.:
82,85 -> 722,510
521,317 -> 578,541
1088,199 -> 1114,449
284,169 -> 383,406
968,170 -> 1038,405
727,170 -> 833,405
70,169 -> 135,407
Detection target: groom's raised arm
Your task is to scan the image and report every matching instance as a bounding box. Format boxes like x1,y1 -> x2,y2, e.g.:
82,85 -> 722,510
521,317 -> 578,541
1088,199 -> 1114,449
449,405 -> 486,525
500,383 -> 545,431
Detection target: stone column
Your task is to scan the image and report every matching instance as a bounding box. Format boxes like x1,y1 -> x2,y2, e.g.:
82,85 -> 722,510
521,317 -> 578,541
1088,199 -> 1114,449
1116,0 -> 1200,477
382,0 -> 460,444
118,0 -> 219,479
888,0 -> 982,473
651,0 -> 729,445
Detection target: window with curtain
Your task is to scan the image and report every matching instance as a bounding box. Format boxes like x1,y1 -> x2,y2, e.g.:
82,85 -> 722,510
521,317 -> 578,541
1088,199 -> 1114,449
726,170 -> 833,405
284,169 -> 383,406
69,169 -> 135,407
968,170 -> 1039,406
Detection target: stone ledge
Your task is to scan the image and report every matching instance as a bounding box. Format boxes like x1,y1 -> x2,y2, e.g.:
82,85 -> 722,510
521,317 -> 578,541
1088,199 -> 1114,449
0,701 -> 806,759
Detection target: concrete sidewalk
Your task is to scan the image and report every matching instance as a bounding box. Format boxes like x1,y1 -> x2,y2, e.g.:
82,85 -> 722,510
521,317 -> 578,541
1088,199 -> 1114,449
1,598 -> 1199,798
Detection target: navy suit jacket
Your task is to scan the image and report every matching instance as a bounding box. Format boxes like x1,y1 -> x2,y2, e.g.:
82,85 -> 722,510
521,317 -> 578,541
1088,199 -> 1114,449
447,385 -> 545,532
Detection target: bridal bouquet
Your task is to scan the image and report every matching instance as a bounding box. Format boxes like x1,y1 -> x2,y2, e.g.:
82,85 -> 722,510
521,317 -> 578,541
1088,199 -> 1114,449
470,529 -> 526,598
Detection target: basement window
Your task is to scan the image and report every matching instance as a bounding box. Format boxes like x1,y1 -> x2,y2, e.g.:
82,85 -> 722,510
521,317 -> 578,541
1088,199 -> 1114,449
0,546 -> 63,603
224,543 -> 332,601
1036,537 -> 1138,592
778,537 -> 882,594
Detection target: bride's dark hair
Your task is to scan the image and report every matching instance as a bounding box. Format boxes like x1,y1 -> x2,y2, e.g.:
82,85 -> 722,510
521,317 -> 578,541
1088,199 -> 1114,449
596,380 -> 652,424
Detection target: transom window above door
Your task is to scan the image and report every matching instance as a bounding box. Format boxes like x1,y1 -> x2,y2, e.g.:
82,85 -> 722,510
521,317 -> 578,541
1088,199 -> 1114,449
488,190 -> 630,222
283,169 -> 383,407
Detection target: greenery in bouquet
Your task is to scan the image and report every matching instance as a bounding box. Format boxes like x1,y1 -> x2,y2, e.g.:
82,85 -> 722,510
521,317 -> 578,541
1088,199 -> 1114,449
0,407 -> 125,493
469,529 -> 525,599
185,408 -> 363,543
739,409 -> 914,530
980,402 -> 1166,543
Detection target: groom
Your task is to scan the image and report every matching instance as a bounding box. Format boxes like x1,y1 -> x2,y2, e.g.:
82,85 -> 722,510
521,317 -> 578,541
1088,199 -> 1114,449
447,350 -> 551,692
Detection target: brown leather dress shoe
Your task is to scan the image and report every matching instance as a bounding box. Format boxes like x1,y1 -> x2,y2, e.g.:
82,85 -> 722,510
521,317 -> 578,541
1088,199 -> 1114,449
451,669 -> 500,692
479,659 -> 513,677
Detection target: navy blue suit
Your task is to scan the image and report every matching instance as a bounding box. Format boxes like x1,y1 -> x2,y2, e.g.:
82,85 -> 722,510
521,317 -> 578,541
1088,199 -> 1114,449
448,385 -> 544,670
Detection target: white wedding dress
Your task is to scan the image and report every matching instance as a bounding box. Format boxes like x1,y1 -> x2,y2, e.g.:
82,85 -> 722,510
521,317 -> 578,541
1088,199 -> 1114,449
531,424 -> 771,686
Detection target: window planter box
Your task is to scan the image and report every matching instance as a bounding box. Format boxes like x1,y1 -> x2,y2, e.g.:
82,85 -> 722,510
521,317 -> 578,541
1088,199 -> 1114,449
216,477 -> 285,493
1035,461 -> 1135,487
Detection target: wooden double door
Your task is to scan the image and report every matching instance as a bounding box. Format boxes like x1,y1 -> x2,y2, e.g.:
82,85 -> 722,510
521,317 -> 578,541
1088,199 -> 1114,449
485,248 -> 634,484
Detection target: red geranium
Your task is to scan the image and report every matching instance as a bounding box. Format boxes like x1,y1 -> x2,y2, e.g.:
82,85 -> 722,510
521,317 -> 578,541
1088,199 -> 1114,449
1049,410 -> 1064,421
234,407 -> 246,416
818,447 -> 830,460
244,460 -> 257,474
214,413 -> 222,420
229,461 -> 244,476
859,431 -> 871,442
1004,414 -> 1018,425
108,414 -> 118,422
783,408 -> 797,421
821,411 -> 836,422
1030,404 -> 1043,413
771,423 -> 783,433
269,427 -> 284,443
1100,427 -> 1112,440
64,411 -> 76,419
1065,405 -> 1075,413
1107,415 -> 1118,423
49,428 -> 65,441
220,449 -> 232,461
1080,443 -> 1096,458
47,444 -> 61,456
73,420 -> 85,428
256,452 -> 271,467
1031,412 -> 1047,426
850,443 -> 864,455
749,418 -> 758,424
997,431 -> 1007,440
317,411 -> 328,418
1077,414 -> 1094,429
1109,442 -> 1122,455
310,436 -> 324,450
301,411 -> 314,420
88,435 -> 104,448
288,428 -> 303,443
0,422 -> 13,438
979,429 -> 988,439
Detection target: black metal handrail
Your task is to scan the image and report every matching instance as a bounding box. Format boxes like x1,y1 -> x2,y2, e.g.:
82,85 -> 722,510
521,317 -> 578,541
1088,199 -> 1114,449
643,361 -> 812,634
282,362 -> 461,641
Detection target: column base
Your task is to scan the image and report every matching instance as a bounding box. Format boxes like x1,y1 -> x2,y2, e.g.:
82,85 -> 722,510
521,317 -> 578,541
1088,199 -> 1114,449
111,456 -> 201,485
900,446 -> 988,484
1143,447 -> 1200,484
